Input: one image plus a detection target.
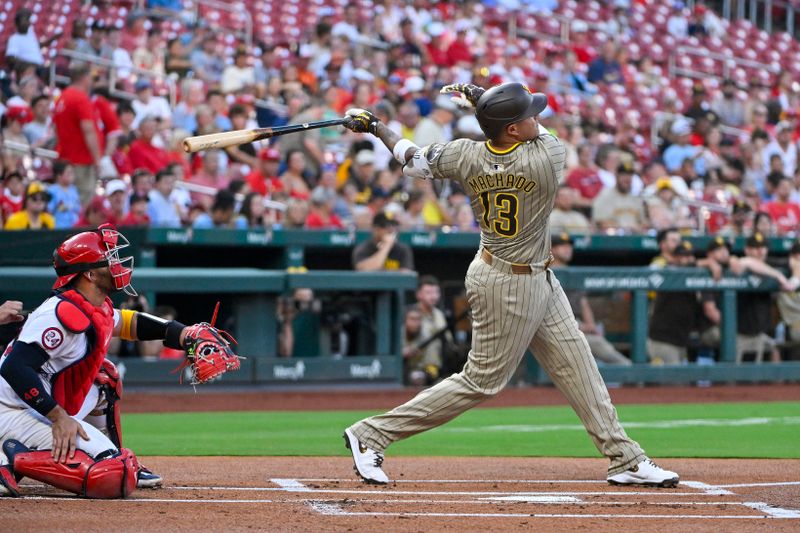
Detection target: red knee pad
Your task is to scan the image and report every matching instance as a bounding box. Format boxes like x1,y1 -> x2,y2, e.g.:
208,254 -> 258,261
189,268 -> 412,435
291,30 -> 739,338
13,448 -> 139,499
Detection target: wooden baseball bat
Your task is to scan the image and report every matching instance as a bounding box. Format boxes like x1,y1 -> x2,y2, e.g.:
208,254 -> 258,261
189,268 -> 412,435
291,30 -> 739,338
182,118 -> 348,153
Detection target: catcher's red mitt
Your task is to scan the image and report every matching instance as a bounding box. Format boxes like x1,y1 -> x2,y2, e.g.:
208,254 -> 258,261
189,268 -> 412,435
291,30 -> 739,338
176,303 -> 242,385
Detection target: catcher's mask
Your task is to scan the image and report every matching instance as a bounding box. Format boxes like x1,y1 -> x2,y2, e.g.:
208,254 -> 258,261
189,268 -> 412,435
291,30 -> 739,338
53,223 -> 136,296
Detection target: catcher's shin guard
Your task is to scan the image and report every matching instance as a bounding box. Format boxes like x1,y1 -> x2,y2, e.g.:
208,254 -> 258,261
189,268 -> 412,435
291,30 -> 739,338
95,360 -> 123,447
7,441 -> 138,499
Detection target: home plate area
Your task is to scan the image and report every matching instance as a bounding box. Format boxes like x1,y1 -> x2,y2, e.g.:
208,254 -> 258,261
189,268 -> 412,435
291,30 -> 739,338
6,458 -> 800,532
235,477 -> 800,520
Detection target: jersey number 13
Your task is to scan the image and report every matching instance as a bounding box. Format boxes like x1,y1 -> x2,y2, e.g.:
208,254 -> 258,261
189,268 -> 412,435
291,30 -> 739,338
479,191 -> 519,237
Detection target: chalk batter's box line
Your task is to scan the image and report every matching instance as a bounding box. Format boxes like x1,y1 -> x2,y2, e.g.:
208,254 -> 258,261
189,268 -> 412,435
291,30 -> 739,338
289,478 -> 800,520
18,495 -> 797,519
16,496 -> 763,507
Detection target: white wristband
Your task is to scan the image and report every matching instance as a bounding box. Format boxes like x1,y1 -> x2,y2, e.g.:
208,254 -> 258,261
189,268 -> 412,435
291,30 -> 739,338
393,139 -> 419,165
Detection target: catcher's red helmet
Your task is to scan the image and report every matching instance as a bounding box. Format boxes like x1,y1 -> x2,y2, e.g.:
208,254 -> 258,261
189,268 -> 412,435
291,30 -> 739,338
52,223 -> 136,296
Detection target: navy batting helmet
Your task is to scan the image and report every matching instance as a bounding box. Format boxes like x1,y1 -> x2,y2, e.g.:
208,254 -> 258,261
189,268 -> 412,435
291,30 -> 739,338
475,83 -> 548,139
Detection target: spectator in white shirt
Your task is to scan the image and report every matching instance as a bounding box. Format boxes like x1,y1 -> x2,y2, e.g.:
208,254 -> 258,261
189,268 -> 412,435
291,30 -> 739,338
763,121 -> 798,177
107,26 -> 133,80
147,168 -> 183,228
667,2 -> 689,40
221,49 -> 256,94
23,94 -> 52,147
331,5 -> 367,46
131,78 -> 172,129
5,8 -> 60,68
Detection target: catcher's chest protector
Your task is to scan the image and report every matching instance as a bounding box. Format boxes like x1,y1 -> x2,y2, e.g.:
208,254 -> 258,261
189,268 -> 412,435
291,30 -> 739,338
51,290 -> 115,415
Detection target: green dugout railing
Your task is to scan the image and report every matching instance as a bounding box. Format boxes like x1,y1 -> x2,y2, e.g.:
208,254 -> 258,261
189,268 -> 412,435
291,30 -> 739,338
0,266 -> 416,385
553,266 -> 780,363
2,236 -> 800,384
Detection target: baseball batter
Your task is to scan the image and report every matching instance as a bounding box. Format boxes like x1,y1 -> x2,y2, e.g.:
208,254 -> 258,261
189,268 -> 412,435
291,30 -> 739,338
341,83 -> 679,487
0,224 -> 237,498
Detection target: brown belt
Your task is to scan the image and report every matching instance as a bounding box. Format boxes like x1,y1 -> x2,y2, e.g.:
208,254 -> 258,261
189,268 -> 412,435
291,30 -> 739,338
480,248 -> 553,275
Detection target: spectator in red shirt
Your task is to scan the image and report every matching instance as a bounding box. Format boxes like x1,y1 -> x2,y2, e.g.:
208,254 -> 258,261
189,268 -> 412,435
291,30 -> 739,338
128,116 -> 170,173
762,177 -> 800,234
570,20 -> 596,64
105,179 -> 129,225
74,195 -> 112,227
306,187 -> 344,229
92,90 -> 122,178
446,21 -> 472,67
52,64 -> 102,205
565,142 -> 604,210
1,171 -> 26,222
120,193 -> 151,227
425,22 -> 449,67
245,147 -> 284,196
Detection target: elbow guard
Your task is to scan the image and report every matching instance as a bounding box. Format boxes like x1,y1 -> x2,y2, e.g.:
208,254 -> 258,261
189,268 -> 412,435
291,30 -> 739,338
402,149 -> 434,180
392,139 -> 418,164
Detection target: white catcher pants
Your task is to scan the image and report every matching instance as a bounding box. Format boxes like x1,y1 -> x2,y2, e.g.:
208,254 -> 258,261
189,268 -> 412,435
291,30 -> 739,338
0,385 -> 116,466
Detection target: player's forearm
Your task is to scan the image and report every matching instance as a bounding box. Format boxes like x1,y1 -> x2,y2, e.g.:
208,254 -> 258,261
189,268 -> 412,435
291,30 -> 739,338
356,246 -> 391,271
703,302 -> 721,325
356,254 -> 387,271
118,310 -> 188,347
374,123 -> 417,163
740,257 -> 788,283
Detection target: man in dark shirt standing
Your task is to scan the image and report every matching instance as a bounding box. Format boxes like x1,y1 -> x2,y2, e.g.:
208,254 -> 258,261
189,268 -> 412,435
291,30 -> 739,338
352,212 -> 414,271
647,241 -> 699,364
737,233 -> 783,363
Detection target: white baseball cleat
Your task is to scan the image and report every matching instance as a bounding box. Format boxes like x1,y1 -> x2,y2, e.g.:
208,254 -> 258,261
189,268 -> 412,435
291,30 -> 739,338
607,458 -> 679,488
343,428 -> 389,485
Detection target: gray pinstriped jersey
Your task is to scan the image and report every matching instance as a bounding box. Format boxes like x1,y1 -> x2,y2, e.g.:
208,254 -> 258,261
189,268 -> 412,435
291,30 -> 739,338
424,133 -> 567,264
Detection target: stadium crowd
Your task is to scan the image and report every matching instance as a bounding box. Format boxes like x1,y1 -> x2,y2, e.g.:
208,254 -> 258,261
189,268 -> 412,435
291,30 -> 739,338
0,0 -> 799,237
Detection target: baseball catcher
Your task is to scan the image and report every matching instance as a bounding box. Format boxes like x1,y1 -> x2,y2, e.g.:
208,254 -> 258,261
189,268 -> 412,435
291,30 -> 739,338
0,224 -> 241,498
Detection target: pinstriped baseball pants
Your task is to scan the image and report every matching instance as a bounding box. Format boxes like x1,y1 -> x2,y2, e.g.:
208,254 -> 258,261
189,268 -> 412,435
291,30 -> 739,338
350,254 -> 646,475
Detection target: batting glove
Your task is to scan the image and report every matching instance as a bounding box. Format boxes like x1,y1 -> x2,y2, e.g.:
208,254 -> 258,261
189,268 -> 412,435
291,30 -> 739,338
440,83 -> 486,108
343,108 -> 380,135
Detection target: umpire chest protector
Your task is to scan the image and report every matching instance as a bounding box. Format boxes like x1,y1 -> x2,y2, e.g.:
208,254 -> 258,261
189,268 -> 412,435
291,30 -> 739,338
51,289 -> 115,415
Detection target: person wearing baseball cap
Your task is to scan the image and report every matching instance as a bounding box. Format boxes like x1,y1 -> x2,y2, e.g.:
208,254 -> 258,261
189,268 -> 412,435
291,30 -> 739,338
762,121 -> 798,177
245,147 -> 283,196
777,240 -> 800,353
718,199 -> 752,237
672,240 -> 696,264
647,240 -> 698,365
1,171 -> 26,222
697,236 -> 734,354
3,105 -> 34,153
592,161 -> 646,233
736,232 -> 796,362
4,181 -> 55,230
105,179 -> 129,226
352,211 -> 414,272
